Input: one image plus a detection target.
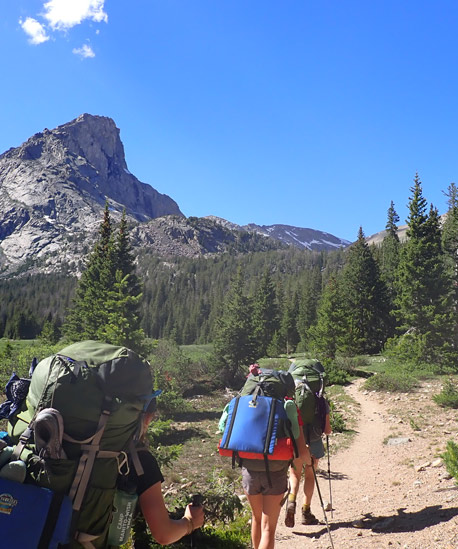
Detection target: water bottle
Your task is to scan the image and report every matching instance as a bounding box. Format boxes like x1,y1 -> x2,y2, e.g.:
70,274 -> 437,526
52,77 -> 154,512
107,488 -> 138,546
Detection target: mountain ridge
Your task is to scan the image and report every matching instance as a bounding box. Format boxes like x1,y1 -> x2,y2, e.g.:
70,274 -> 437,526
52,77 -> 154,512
0,114 -> 350,277
204,216 -> 350,251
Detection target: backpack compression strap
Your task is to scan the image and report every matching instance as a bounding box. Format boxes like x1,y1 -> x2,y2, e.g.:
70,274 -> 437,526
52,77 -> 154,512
68,395 -> 113,511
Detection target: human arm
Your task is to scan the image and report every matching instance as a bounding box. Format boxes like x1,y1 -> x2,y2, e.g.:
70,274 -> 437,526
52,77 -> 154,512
139,482 -> 204,546
323,399 -> 332,436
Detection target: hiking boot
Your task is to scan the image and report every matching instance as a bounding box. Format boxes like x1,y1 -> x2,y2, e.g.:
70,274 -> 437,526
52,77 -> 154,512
34,408 -> 67,460
284,501 -> 296,528
301,507 -> 319,525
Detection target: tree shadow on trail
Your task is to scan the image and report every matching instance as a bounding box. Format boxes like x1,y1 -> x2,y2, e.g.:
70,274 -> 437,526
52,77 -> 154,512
291,505 -> 458,539
317,469 -> 348,481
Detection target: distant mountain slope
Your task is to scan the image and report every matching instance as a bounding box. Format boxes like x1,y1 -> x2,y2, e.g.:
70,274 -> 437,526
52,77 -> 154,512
365,213 -> 447,246
132,215 -> 287,259
205,216 -> 350,251
0,114 -> 350,277
366,225 -> 408,246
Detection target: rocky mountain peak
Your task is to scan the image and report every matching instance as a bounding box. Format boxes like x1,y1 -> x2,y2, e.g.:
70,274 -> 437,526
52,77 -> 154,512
52,114 -> 127,181
0,114 -> 183,275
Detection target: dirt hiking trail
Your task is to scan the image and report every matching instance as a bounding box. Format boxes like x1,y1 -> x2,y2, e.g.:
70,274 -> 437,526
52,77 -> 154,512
274,378 -> 458,549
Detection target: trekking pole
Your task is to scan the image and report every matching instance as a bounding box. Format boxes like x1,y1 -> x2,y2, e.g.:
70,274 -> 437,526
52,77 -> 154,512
310,460 -> 335,549
326,435 -> 333,518
190,493 -> 203,548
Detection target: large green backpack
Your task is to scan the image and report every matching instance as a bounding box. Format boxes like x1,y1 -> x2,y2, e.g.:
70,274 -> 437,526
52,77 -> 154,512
239,368 -> 296,442
240,368 -> 296,400
288,359 -> 326,437
7,340 -> 153,548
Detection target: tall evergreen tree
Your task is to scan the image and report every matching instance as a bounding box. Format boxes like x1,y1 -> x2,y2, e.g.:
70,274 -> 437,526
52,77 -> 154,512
63,203 -> 145,352
309,275 -> 348,358
63,202 -> 115,339
252,269 -> 279,357
340,227 -> 391,354
297,267 -> 322,350
380,201 -> 401,295
442,182 -> 458,350
279,290 -> 300,354
395,174 -> 453,362
97,271 -> 145,352
213,267 -> 257,383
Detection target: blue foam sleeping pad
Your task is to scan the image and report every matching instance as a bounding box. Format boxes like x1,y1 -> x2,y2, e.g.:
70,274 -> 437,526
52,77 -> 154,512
220,395 -> 286,455
0,477 -> 72,548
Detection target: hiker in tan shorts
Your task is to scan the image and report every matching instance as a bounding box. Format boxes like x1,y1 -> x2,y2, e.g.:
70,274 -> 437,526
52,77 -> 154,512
285,403 -> 332,526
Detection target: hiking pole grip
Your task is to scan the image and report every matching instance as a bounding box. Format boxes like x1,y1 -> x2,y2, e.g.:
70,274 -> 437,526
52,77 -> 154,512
189,493 -> 203,548
191,493 -> 203,507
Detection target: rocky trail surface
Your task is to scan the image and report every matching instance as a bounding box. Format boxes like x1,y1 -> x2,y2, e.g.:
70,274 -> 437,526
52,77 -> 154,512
274,378 -> 458,549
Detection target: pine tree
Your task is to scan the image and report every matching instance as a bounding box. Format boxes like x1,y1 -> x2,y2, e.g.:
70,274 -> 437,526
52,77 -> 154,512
213,267 -> 257,383
252,269 -> 279,357
380,201 -> 401,296
63,203 -> 145,352
97,271 -> 146,352
279,290 -> 300,355
394,174 -> 454,363
442,183 -> 458,350
63,202 -> 115,339
40,313 -> 60,344
297,267 -> 322,350
340,227 -> 391,354
309,275 -> 348,358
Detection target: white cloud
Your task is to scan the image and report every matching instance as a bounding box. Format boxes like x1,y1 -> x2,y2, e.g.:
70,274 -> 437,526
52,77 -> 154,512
73,44 -> 96,58
43,0 -> 108,31
20,17 -> 50,45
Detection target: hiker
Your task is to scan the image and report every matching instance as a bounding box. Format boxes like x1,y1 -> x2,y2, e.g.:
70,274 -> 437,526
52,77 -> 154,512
1,341 -> 205,548
219,367 -> 309,549
242,425 -> 308,549
135,395 -> 205,546
285,397 -> 332,527
284,358 -> 332,528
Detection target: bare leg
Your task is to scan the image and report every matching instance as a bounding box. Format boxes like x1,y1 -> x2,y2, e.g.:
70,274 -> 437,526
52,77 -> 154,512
288,458 -> 303,497
246,493 -> 262,549
246,493 -> 284,549
304,457 -> 319,506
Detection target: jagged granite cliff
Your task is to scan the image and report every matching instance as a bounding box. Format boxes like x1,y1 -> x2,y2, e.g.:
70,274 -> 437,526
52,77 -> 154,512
0,114 -> 182,274
0,113 -> 350,277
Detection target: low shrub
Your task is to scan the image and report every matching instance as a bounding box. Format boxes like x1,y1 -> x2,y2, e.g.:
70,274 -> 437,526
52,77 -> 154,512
441,440 -> 458,485
363,371 -> 417,393
433,378 -> 458,409
323,360 -> 350,386
334,355 -> 369,373
329,399 -> 346,433
0,340 -> 60,388
146,419 -> 182,469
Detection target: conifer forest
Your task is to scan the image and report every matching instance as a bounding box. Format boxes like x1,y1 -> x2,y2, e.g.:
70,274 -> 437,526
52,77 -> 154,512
1,177 -> 458,373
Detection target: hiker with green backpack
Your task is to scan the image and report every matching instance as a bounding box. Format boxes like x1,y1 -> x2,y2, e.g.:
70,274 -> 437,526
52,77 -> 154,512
134,395 -> 205,545
0,340 -> 204,548
284,358 -> 332,528
218,364 -> 308,549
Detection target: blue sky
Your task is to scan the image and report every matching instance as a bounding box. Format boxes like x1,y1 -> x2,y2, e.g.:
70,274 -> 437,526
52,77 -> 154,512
2,1 -> 458,242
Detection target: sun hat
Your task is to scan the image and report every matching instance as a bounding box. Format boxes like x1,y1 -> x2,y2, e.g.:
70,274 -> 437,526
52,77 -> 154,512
142,389 -> 163,413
